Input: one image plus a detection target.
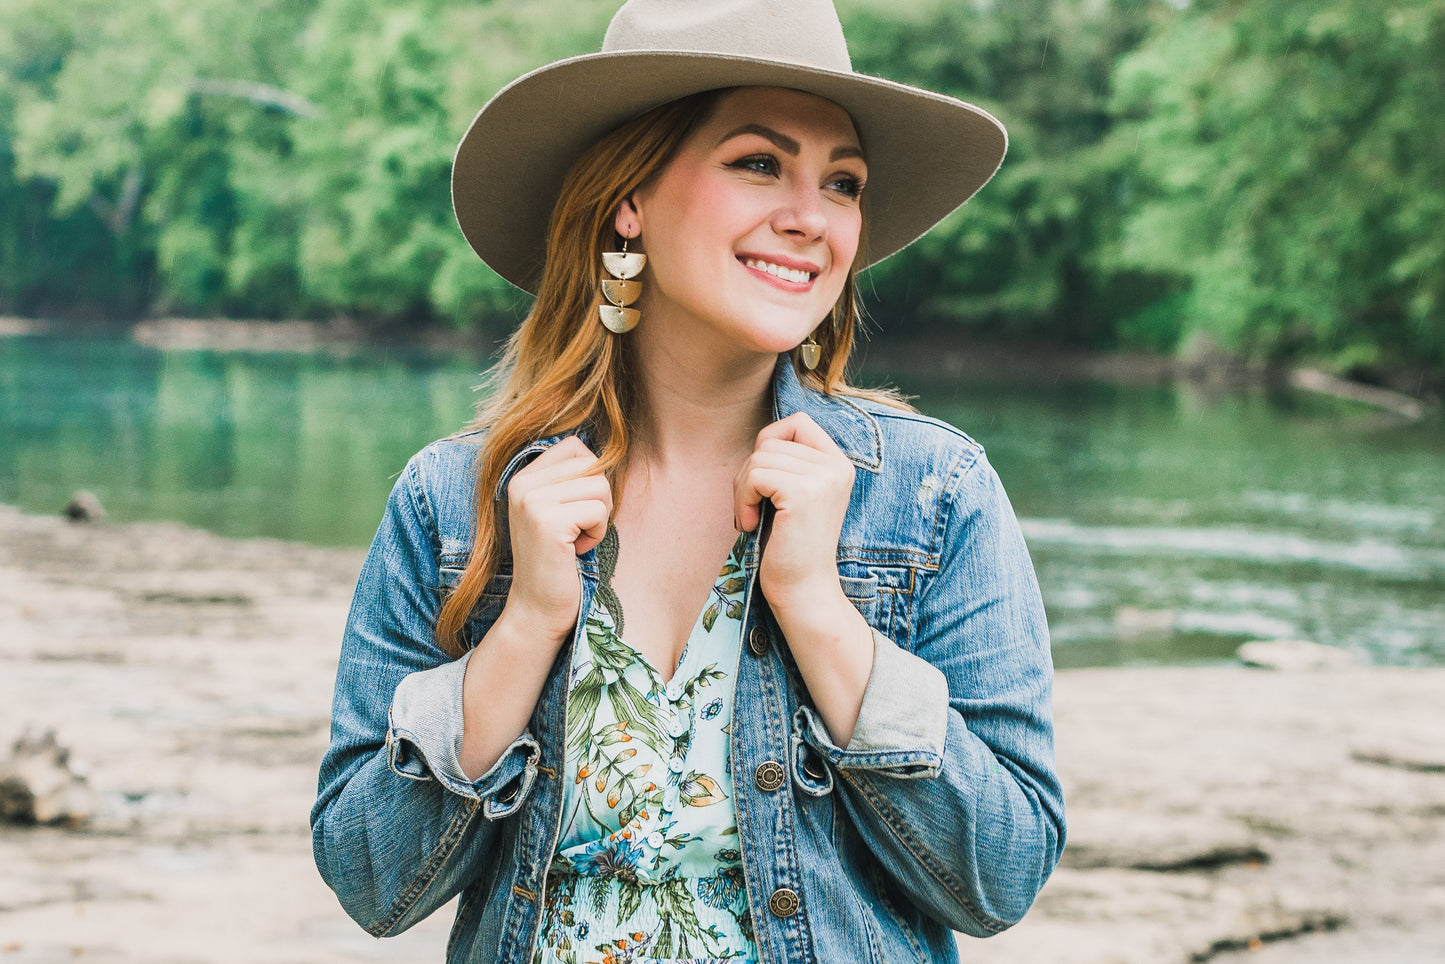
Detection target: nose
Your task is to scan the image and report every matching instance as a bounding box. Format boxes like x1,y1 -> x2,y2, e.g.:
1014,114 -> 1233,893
771,184 -> 829,243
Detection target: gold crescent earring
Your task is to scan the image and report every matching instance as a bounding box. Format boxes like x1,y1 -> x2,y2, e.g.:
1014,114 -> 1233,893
599,236 -> 645,333
800,332 -> 821,370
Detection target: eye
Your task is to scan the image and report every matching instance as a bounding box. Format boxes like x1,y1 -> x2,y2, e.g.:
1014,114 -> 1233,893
827,174 -> 865,200
727,154 -> 779,177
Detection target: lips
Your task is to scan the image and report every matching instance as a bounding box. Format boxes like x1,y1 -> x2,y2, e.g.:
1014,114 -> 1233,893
739,256 -> 819,286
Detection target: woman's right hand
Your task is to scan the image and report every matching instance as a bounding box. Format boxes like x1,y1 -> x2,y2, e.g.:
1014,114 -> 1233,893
499,436 -> 613,644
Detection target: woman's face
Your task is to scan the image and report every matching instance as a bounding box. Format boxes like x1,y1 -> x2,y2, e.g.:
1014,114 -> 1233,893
623,86 -> 866,359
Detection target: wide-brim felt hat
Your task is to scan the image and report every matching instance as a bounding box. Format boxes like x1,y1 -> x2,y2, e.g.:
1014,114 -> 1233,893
452,0 -> 1007,294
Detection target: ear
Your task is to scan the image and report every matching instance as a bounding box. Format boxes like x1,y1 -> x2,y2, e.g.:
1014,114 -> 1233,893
614,196 -> 641,239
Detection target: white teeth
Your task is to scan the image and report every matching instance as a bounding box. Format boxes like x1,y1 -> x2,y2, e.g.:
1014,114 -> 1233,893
744,258 -> 812,284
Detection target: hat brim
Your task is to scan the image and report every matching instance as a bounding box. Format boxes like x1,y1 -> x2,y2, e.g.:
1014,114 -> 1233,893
452,50 -> 1006,294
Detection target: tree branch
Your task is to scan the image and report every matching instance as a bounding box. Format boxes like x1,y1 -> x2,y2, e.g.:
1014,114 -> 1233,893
188,78 -> 322,118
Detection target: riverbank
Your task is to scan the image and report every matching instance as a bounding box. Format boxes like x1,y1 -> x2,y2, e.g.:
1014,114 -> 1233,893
1,506 -> 1442,963
4,314 -> 1438,419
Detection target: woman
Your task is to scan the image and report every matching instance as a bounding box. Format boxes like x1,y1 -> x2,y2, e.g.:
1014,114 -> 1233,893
312,1 -> 1064,962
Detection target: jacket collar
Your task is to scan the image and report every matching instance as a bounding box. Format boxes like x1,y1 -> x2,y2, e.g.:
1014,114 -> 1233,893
771,355 -> 884,474
494,355 -> 885,502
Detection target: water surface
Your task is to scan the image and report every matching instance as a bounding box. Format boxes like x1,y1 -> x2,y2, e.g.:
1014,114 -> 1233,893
2,332 -> 1440,667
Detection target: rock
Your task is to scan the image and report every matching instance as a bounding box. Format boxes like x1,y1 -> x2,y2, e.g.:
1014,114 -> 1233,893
62,491 -> 106,523
1062,808 -> 1269,872
1237,639 -> 1357,671
0,728 -> 97,826
1351,746 -> 1445,774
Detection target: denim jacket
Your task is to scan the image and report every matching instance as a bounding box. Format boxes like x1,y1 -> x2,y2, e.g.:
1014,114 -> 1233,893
312,357 -> 1064,963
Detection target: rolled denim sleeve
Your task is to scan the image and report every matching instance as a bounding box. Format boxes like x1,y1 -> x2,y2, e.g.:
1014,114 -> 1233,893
388,649 -> 540,818
823,447 -> 1066,939
310,448 -> 522,936
796,628 -> 949,776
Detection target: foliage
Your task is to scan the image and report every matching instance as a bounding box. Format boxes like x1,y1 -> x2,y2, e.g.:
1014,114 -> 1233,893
1105,0 -> 1445,368
1,0 -> 1441,372
840,0 -> 1155,343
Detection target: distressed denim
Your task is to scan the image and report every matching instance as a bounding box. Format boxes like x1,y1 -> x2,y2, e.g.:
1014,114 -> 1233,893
312,357 -> 1065,963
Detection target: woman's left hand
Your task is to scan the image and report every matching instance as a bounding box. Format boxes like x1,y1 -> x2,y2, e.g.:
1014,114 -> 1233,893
734,412 -> 856,616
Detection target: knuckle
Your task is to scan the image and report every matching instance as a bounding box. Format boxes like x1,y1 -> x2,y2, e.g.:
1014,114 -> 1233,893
513,488 -> 540,516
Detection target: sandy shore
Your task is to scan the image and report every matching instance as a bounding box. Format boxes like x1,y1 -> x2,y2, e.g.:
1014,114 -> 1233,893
1,505 -> 1441,963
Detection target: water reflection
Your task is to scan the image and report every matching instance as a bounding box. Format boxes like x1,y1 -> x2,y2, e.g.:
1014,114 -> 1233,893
1,333 -> 1441,667
0,334 -> 482,545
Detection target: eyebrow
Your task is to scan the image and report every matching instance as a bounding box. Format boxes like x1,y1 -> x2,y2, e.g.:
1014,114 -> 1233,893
716,124 -> 864,163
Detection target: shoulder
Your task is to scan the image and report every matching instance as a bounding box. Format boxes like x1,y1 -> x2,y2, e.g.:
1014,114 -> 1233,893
845,394 -> 989,488
394,430 -> 487,555
406,430 -> 486,484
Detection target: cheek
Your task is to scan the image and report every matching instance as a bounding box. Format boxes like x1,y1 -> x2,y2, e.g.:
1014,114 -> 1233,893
832,209 -> 863,268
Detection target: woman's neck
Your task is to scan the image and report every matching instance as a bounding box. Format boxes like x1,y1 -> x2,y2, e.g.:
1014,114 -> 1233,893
626,331 -> 775,471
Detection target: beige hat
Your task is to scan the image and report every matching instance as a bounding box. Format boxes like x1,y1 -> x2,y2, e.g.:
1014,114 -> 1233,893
452,0 -> 1007,294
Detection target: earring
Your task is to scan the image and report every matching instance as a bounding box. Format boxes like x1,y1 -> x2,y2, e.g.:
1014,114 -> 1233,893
800,332 -> 821,371
599,237 -> 646,333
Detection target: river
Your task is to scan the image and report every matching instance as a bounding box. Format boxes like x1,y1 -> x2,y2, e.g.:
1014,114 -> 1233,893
2,330 -> 1441,668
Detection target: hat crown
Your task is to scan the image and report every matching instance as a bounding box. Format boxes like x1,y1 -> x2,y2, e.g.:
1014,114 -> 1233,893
602,0 -> 852,73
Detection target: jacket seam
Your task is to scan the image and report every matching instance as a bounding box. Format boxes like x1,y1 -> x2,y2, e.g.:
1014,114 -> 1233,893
869,860 -> 927,963
831,393 -> 885,471
405,455 -> 442,561
837,768 -> 1007,935
370,796 -> 481,937
835,546 -> 938,569
928,447 -> 983,569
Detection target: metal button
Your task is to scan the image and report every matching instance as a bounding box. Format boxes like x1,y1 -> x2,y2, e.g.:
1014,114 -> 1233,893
802,757 -> 827,781
748,626 -> 769,657
768,887 -> 800,918
754,760 -> 785,793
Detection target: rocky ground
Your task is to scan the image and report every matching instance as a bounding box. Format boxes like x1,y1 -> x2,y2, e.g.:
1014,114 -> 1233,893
1,505 -> 1442,963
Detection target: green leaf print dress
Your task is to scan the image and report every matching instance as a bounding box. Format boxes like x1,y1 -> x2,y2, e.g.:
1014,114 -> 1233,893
533,530 -> 757,964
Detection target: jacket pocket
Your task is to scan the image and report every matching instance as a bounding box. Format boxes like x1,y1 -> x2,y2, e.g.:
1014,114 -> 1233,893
839,571 -> 880,623
838,562 -> 911,641
438,564 -> 512,648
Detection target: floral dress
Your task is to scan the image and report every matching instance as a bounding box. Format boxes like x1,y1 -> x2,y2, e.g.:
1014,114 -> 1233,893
533,530 -> 757,964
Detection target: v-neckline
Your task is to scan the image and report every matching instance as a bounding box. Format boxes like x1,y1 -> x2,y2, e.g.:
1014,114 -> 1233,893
595,529 -> 749,687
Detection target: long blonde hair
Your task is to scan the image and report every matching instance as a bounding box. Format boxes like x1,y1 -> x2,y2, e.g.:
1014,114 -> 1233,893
436,89 -> 910,657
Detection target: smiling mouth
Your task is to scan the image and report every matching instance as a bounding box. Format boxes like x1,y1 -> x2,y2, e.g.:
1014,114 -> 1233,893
740,257 -> 816,285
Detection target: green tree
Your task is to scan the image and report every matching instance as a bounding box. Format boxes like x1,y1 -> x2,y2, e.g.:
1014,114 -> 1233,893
0,0 -> 154,314
1106,0 -> 1445,368
6,0 -> 318,315
273,0 -> 615,324
839,0 -> 1156,342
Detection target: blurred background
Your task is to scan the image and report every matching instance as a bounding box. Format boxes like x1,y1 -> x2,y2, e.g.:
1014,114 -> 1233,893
1,3 -> 1444,962
1,0 -> 1440,670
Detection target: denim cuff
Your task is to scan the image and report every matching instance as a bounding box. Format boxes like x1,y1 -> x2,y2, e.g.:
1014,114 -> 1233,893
387,649 -> 541,817
798,628 -> 948,778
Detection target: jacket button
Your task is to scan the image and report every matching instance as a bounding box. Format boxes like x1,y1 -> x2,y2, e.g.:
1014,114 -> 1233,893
748,626 -> 770,657
753,760 -> 785,793
802,756 -> 828,781
768,887 -> 800,918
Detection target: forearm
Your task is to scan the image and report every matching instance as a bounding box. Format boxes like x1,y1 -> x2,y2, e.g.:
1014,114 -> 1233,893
769,581 -> 874,747
458,603 -> 571,779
